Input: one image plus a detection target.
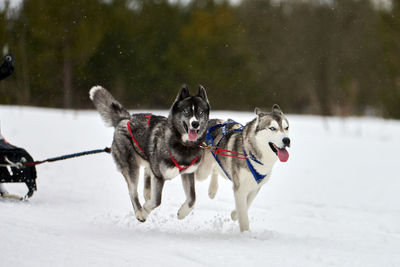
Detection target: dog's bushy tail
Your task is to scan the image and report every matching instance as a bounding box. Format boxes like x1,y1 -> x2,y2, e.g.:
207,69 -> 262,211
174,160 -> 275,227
89,86 -> 131,127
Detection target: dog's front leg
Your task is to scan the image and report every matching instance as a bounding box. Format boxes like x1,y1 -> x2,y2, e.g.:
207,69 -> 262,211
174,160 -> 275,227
143,175 -> 165,215
177,173 -> 196,220
234,190 -> 250,232
231,188 -> 260,222
246,188 -> 261,211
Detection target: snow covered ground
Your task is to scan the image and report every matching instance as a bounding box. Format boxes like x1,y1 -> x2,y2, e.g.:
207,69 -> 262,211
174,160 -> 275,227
1,105 -> 399,267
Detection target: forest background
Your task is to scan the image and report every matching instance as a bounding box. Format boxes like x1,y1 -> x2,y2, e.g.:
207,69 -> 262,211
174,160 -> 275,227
1,0 -> 399,118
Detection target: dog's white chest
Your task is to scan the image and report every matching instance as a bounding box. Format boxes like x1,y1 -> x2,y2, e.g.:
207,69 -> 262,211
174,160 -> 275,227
180,164 -> 198,174
163,166 -> 180,180
161,163 -> 199,179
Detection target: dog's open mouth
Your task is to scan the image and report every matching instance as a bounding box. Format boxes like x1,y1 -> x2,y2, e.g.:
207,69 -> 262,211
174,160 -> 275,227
188,129 -> 199,141
183,122 -> 199,141
269,142 -> 289,162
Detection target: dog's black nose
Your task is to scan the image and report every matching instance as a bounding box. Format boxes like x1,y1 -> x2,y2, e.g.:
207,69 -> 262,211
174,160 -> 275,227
282,137 -> 290,147
191,120 -> 199,129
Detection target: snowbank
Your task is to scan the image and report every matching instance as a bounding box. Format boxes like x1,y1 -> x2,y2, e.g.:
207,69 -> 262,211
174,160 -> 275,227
1,106 -> 399,266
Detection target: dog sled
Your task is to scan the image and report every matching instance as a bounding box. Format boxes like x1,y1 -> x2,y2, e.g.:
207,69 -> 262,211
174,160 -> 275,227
0,129 -> 110,200
0,53 -> 112,200
0,134 -> 37,200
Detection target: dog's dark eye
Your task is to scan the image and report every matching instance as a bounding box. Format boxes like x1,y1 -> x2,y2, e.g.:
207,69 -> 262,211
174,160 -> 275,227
285,126 -> 289,131
183,109 -> 190,116
269,127 -> 276,131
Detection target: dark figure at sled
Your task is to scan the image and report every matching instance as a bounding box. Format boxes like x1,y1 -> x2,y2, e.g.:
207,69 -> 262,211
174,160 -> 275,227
0,53 -> 38,199
0,54 -> 14,81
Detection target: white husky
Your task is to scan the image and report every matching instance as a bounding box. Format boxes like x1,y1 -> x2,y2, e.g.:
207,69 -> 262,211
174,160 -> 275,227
196,105 -> 290,232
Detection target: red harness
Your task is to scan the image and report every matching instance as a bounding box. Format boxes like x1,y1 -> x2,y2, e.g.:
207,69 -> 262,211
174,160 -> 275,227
168,151 -> 199,172
127,120 -> 145,155
127,117 -> 199,172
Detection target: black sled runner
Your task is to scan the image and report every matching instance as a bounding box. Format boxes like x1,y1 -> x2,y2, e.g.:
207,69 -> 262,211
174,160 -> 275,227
0,137 -> 37,200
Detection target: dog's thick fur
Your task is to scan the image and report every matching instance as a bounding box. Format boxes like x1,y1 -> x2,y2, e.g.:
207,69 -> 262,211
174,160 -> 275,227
90,85 -> 210,222
196,105 -> 290,232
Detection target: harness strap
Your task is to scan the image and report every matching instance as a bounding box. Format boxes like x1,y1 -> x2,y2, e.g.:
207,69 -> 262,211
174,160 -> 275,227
2,147 -> 111,168
206,121 -> 267,183
213,147 -> 247,159
216,123 -> 244,148
127,121 -> 146,156
145,115 -> 151,126
206,121 -> 244,181
243,149 -> 267,183
211,151 -> 233,181
168,151 -> 199,172
25,148 -> 111,167
248,151 -> 263,165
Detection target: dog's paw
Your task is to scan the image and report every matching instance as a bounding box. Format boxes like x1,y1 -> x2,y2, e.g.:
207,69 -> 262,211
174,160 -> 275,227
208,187 -> 217,199
231,210 -> 238,221
239,224 -> 250,232
135,210 -> 148,222
143,202 -> 153,214
177,203 -> 193,220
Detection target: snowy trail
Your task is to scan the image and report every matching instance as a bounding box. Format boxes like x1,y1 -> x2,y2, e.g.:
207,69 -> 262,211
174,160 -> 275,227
1,106 -> 399,266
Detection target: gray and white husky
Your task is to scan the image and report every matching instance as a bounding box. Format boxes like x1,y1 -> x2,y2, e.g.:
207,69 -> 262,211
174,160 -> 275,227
196,104 -> 290,232
90,85 -> 210,222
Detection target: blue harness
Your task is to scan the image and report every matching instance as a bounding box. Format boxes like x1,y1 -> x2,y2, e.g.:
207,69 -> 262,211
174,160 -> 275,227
206,121 -> 267,184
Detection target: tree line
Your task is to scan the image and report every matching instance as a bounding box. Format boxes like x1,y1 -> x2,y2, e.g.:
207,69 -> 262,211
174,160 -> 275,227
1,0 -> 399,118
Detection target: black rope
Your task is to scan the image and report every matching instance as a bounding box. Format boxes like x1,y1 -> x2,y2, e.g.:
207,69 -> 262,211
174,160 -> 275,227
23,147 -> 111,167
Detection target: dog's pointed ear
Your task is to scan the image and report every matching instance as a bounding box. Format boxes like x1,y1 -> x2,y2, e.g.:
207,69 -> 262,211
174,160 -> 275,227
175,84 -> 190,102
254,107 -> 262,127
197,85 -> 208,102
254,107 -> 263,116
272,104 -> 282,114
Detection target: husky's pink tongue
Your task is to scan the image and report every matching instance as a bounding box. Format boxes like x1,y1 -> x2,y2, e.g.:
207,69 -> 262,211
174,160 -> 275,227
188,129 -> 198,141
277,148 -> 289,162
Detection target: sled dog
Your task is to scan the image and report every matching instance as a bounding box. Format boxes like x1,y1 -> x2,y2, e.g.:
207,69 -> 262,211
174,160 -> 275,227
196,105 -> 290,232
90,85 -> 210,222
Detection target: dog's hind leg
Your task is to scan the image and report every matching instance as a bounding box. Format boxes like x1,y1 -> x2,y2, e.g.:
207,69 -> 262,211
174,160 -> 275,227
121,166 -> 147,222
143,175 -> 165,215
177,173 -> 196,220
143,167 -> 152,201
208,167 -> 219,199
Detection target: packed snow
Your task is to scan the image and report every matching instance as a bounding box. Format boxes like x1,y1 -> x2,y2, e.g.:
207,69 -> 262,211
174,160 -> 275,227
1,105 -> 399,267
